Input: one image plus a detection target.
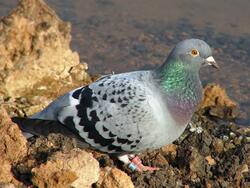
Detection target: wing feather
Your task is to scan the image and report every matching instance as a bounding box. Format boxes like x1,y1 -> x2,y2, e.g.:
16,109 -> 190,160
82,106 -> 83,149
57,71 -> 159,153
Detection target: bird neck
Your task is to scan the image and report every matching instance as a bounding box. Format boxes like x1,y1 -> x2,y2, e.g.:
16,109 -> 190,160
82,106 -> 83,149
155,60 -> 203,124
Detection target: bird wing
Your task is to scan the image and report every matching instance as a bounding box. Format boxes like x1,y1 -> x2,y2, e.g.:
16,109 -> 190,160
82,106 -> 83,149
57,71 -> 160,154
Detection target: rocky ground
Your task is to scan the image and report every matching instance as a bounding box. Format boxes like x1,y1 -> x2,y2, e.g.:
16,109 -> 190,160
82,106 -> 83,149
0,0 -> 249,188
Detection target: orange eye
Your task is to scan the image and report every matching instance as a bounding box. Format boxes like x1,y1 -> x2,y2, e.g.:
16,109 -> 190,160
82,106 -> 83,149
191,49 -> 199,56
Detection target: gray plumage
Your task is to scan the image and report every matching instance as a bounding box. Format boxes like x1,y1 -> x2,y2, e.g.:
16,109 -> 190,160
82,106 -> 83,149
14,39 -> 218,155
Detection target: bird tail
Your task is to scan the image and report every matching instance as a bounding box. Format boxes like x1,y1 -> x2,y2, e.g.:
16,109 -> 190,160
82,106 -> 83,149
11,117 -> 89,149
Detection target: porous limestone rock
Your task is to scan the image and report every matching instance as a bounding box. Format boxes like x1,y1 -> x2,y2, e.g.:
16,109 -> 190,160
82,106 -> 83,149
0,0 -> 87,98
96,167 -> 134,188
0,107 -> 27,163
31,149 -> 100,188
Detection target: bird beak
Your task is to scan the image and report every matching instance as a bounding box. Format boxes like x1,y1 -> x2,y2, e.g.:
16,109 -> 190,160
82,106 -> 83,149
205,56 -> 219,69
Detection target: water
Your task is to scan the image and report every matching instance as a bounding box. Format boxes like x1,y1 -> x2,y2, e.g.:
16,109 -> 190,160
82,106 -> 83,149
1,0 -> 249,125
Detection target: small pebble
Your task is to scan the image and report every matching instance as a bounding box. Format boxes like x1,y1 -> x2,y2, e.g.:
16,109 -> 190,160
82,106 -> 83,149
238,135 -> 244,141
222,135 -> 229,141
225,142 -> 236,150
233,136 -> 241,145
196,127 -> 203,134
189,127 -> 196,132
245,137 -> 250,143
188,122 -> 196,132
229,132 -> 236,138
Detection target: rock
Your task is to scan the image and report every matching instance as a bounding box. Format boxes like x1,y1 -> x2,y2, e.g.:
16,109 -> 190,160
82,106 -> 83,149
12,133 -> 79,187
32,169 -> 77,188
0,157 -> 21,187
205,155 -> 216,166
212,138 -> 224,153
153,153 -> 169,167
200,83 -> 238,119
0,0 -> 81,98
0,184 -> 16,188
161,144 -> 177,161
131,165 -> 181,188
0,0 -> 93,117
188,147 -> 209,181
31,149 -> 100,188
96,167 -> 134,188
28,133 -> 77,155
0,107 -> 27,163
235,164 -> 249,188
0,157 -> 15,184
69,63 -> 92,84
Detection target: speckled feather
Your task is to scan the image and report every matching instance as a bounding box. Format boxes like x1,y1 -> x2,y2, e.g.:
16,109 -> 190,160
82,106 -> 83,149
37,71 -> 182,154
22,39 -> 215,155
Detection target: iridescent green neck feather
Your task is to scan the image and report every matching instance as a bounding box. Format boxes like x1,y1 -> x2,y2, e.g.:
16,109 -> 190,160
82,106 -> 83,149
158,59 -> 201,98
155,59 -> 203,124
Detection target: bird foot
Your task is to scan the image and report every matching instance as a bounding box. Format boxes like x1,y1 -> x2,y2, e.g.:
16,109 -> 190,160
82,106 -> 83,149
128,156 -> 160,172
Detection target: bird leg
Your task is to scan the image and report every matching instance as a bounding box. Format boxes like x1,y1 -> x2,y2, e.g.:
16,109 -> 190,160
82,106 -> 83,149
118,154 -> 159,172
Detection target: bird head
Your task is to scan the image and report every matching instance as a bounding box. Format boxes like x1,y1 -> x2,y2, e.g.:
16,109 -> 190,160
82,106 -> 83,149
167,39 -> 219,70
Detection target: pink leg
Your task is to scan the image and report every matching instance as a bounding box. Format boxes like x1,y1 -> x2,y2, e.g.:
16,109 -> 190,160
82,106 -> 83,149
128,156 -> 160,172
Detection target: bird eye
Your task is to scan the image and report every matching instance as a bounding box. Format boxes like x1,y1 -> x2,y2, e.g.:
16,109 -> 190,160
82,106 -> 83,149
191,49 -> 199,56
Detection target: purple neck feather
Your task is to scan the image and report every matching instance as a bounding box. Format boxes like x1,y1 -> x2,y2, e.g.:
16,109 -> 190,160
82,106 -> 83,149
165,80 -> 203,125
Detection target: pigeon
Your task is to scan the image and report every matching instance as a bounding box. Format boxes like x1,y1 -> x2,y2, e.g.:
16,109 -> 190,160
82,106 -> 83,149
13,39 -> 218,171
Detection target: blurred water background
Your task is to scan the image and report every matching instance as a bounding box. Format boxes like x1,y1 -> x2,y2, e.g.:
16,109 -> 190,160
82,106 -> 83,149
1,0 -> 249,125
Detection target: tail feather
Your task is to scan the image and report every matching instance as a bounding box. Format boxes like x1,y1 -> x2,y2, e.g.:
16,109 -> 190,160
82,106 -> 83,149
11,117 -> 89,149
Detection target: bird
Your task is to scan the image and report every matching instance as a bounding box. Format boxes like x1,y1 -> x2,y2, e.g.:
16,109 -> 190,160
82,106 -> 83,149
13,39 -> 218,172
